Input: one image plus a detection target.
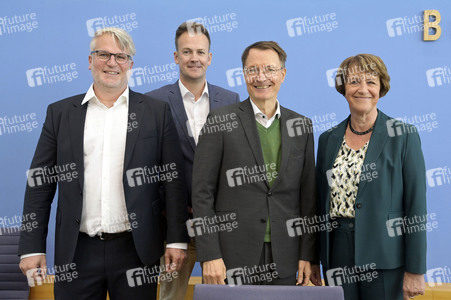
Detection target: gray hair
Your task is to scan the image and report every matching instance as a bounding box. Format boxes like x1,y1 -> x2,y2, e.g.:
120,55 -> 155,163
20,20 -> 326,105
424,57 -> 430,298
90,27 -> 136,56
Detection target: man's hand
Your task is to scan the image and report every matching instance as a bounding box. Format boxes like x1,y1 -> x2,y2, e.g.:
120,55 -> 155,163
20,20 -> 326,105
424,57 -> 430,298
297,260 -> 312,286
202,258 -> 226,284
164,248 -> 187,273
310,264 -> 323,286
19,255 -> 47,281
403,272 -> 425,300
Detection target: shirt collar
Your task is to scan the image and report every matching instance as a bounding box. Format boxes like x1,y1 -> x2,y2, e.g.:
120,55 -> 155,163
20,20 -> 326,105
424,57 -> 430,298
178,80 -> 209,100
249,98 -> 281,120
81,84 -> 129,107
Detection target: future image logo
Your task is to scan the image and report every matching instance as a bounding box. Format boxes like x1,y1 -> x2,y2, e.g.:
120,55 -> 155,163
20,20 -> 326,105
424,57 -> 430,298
326,264 -> 378,286
86,18 -> 104,37
26,263 -> 78,287
386,113 -> 438,137
26,63 -> 78,88
426,67 -> 451,87
0,113 -> 38,136
129,68 -> 145,87
86,13 -> 138,37
226,268 -> 245,286
426,167 -> 451,187
187,13 -> 238,34
286,13 -> 338,37
126,267 -> 149,287
386,15 -> 423,37
126,264 -> 178,287
0,13 -> 38,36
26,164 -> 78,187
386,213 -> 438,238
26,68 -> 44,87
128,64 -> 178,88
186,213 -> 238,237
326,68 -> 339,87
386,119 -> 408,137
286,117 -> 312,137
226,263 -> 278,286
386,18 -> 404,37
426,267 -> 451,287
386,218 -> 405,237
286,214 -> 338,237
125,163 -> 178,187
0,213 -> 38,236
225,163 -> 278,188
226,68 -> 244,87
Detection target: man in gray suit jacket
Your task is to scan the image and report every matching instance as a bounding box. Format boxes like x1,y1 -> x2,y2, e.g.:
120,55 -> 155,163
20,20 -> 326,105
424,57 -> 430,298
192,41 -> 321,286
146,22 -> 239,300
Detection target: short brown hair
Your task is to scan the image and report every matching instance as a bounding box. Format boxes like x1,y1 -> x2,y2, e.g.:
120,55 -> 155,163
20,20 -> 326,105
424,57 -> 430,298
175,22 -> 211,51
241,41 -> 287,68
335,54 -> 391,97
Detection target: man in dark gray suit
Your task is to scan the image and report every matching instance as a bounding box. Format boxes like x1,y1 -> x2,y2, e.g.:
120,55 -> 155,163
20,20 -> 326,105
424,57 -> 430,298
192,41 -> 320,286
146,22 -> 239,300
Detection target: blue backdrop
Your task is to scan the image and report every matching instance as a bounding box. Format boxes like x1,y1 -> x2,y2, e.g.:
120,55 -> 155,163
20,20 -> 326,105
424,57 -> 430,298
1,0 -> 449,280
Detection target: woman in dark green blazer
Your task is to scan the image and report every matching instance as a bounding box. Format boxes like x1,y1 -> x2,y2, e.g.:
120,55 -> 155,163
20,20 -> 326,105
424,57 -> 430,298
316,54 -> 427,300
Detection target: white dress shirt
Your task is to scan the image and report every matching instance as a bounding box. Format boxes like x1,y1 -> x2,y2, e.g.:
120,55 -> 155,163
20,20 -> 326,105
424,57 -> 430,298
80,84 -> 130,235
81,85 -> 186,249
179,80 -> 210,144
250,98 -> 281,128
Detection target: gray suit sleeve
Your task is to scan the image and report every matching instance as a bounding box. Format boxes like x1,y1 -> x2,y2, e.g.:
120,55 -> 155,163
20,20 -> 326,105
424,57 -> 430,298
191,111 -> 224,262
299,120 -> 318,262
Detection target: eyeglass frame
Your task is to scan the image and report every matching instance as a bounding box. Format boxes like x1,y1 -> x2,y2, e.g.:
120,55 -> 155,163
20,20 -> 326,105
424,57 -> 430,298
90,50 -> 133,65
243,65 -> 285,78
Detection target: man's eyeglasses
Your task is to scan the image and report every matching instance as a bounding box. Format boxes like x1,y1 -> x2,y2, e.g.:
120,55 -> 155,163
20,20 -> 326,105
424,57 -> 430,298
90,50 -> 132,64
243,65 -> 284,78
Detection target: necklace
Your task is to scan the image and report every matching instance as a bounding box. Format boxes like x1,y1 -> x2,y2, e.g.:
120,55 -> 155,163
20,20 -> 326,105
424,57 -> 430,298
348,118 -> 374,135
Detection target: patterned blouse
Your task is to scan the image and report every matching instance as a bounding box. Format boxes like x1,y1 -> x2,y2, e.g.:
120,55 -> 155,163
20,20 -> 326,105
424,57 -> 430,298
329,136 -> 369,218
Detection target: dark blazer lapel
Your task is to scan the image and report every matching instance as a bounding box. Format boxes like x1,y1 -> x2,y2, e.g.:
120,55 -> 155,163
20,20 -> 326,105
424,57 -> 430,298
356,110 -> 389,199
124,90 -> 145,170
326,120 -> 347,170
269,107 -> 292,190
168,81 -> 196,151
237,99 -> 267,184
208,83 -> 221,111
69,96 -> 88,191
324,118 -> 347,213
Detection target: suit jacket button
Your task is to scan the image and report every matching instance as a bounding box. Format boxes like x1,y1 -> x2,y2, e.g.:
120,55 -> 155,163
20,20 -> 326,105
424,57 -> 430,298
349,222 -> 354,229
356,203 -> 362,209
267,191 -> 272,196
75,219 -> 80,224
260,218 -> 266,223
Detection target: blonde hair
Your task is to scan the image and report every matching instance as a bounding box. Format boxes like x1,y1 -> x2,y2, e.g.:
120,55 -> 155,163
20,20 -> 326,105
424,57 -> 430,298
90,27 -> 136,56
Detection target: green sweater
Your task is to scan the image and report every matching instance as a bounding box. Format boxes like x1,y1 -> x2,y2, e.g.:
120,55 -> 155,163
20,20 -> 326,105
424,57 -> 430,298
256,119 -> 281,242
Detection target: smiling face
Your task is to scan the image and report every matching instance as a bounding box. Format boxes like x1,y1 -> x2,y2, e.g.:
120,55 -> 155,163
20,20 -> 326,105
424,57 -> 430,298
244,48 -> 286,104
89,33 -> 133,95
344,67 -> 380,116
174,32 -> 211,84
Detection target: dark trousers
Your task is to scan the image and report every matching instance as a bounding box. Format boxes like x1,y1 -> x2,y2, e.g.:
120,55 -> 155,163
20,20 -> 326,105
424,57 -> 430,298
325,218 -> 404,300
238,242 -> 296,285
54,232 -> 158,300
